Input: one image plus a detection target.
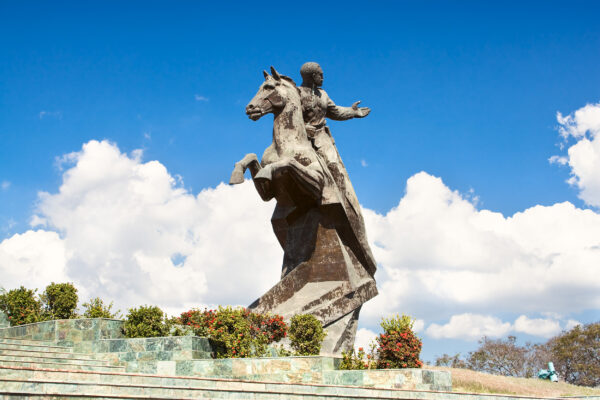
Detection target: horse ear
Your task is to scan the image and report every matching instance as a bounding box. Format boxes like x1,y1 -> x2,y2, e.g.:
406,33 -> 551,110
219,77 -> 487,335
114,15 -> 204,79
270,66 -> 281,81
263,70 -> 269,80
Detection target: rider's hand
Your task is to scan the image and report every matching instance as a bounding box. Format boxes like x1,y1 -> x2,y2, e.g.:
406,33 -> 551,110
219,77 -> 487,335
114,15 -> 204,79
351,101 -> 371,118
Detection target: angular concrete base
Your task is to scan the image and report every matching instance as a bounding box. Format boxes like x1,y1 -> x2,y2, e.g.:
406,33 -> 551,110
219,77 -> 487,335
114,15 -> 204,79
320,306 -> 361,356
249,206 -> 377,355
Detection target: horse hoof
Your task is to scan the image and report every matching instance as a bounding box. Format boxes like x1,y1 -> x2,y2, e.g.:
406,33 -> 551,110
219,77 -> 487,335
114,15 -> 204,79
229,169 -> 245,185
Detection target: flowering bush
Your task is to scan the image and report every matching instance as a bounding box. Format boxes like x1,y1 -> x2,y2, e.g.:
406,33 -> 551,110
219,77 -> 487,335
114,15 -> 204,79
178,306 -> 287,358
376,314 -> 423,369
289,314 -> 326,355
340,346 -> 376,370
0,286 -> 43,326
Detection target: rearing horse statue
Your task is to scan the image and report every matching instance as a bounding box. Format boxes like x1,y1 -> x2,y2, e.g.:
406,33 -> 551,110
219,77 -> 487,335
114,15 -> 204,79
230,67 -> 333,210
230,67 -> 377,355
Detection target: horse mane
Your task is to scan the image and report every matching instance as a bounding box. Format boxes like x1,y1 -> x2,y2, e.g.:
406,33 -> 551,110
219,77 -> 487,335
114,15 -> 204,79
280,75 -> 296,86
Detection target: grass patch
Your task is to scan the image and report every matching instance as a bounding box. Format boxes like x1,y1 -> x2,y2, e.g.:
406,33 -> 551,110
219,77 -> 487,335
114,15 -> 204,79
431,366 -> 600,397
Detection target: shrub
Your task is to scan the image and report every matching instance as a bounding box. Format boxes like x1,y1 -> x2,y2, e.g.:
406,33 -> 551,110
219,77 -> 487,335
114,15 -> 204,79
0,286 -> 43,326
548,322 -> 600,387
178,306 -> 287,358
40,282 -> 78,320
167,316 -> 193,337
340,346 -> 376,370
380,314 -> 415,334
289,314 -> 326,356
122,305 -> 170,338
376,314 -> 423,369
82,297 -> 121,319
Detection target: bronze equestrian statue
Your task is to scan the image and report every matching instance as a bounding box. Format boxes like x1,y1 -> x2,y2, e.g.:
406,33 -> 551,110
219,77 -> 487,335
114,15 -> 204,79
230,64 -> 377,355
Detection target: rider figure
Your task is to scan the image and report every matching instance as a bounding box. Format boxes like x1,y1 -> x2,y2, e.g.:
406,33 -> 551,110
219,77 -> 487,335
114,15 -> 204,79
298,62 -> 370,215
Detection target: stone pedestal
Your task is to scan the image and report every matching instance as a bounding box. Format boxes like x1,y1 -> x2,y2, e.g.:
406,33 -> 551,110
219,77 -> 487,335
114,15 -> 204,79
249,205 -> 377,355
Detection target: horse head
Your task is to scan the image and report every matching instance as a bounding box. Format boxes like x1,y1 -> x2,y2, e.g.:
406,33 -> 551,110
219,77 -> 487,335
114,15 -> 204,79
246,66 -> 299,121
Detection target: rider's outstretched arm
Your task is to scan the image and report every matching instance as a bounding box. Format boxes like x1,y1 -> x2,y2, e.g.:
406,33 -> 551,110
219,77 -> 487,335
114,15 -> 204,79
324,91 -> 370,120
324,91 -> 356,121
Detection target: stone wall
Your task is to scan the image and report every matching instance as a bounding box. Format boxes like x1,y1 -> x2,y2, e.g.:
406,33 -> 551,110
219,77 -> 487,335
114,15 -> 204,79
0,311 -> 8,329
324,368 -> 451,390
87,336 -> 214,370
0,317 -> 123,344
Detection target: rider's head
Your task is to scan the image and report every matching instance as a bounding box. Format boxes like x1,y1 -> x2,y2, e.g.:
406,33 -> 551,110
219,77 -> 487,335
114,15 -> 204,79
300,62 -> 323,88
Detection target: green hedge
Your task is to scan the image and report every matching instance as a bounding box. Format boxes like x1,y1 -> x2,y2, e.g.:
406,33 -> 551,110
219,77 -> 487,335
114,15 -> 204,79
289,314 -> 326,356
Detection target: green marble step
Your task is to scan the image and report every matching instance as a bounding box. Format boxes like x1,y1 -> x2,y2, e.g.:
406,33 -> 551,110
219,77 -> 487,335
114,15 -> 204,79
91,355 -> 450,391
0,339 -> 72,353
0,355 -> 108,366
0,349 -> 95,360
0,373 -> 431,400
0,396 -> 121,399
0,360 -> 124,372
0,344 -> 72,354
0,337 -> 59,343
0,337 -> 69,347
87,336 -> 212,354
0,365 -> 565,400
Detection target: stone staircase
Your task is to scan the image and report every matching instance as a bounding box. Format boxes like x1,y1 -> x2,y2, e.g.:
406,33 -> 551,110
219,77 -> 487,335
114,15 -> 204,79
0,321 -> 578,400
0,363 -> 570,400
0,336 -> 452,400
0,337 -> 550,400
0,337 -> 125,372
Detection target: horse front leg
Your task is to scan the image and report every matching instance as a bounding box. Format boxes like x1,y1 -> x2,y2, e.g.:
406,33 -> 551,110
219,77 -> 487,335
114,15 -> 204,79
229,153 -> 261,185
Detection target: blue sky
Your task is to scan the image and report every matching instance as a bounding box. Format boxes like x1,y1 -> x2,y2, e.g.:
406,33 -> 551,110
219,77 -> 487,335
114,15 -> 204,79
1,1 -> 600,361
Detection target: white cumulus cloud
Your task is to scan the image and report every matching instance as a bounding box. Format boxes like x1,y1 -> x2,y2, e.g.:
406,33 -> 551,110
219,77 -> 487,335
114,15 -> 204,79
354,328 -> 378,352
360,172 -> 600,332
554,102 -> 600,207
426,313 -> 512,340
564,319 -> 582,330
1,140 -> 281,315
0,230 -> 69,291
413,319 -> 425,333
513,315 -> 561,338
